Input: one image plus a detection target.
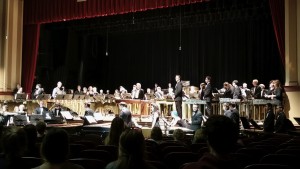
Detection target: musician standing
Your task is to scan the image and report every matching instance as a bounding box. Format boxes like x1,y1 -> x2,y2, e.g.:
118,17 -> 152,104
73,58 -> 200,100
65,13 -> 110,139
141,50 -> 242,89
33,84 -> 44,99
203,76 -> 213,116
232,80 -> 241,99
74,85 -> 83,95
173,75 -> 183,119
133,83 -> 144,100
52,81 -> 65,98
251,79 -> 262,99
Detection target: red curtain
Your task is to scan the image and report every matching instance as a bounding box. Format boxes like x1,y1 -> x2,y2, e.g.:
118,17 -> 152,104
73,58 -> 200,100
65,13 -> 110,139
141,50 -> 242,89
24,0 -> 208,24
22,24 -> 40,94
269,0 -> 285,66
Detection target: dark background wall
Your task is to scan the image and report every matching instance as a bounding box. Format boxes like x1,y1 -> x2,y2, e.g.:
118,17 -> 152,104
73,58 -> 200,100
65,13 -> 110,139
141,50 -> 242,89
35,0 -> 284,93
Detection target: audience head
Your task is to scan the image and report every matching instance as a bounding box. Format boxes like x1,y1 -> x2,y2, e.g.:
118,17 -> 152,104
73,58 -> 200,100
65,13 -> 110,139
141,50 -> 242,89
203,115 -> 239,155
36,121 -> 47,135
192,128 -> 206,144
40,128 -> 69,164
173,129 -> 185,142
23,124 -> 37,146
150,127 -> 163,142
107,117 -> 125,146
1,126 -> 27,157
119,129 -> 145,159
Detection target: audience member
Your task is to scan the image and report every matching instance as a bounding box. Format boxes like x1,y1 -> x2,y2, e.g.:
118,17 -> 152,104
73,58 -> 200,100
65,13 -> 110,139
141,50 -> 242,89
183,115 -> 239,169
105,129 -> 155,169
148,126 -> 163,144
23,124 -> 39,157
104,117 -> 125,147
0,126 -> 29,169
172,129 -> 186,144
192,128 -> 206,144
36,121 -> 47,143
33,128 -> 84,169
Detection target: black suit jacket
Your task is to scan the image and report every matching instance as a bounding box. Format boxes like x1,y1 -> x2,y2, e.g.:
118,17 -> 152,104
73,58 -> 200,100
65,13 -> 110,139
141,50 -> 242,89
274,112 -> 286,132
203,83 -> 213,102
232,87 -> 241,99
251,86 -> 262,99
189,111 -> 203,131
34,107 -> 49,115
137,89 -> 145,100
174,81 -> 183,101
264,110 -> 275,132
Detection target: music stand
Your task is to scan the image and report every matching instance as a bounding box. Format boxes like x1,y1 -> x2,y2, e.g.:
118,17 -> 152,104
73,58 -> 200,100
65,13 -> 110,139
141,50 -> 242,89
94,113 -> 103,121
15,93 -> 26,101
85,115 -> 97,124
64,94 -> 73,100
13,115 -> 28,126
249,119 -> 262,130
29,114 -> 44,124
60,111 -> 73,120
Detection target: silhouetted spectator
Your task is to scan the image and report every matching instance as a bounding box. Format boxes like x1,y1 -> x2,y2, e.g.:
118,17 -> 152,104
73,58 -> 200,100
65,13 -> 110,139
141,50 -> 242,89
36,121 -> 46,143
23,124 -> 39,157
104,117 -> 125,147
105,129 -> 156,169
148,126 -> 163,144
183,115 -> 239,169
192,128 -> 206,144
0,126 -> 29,169
32,128 -> 84,169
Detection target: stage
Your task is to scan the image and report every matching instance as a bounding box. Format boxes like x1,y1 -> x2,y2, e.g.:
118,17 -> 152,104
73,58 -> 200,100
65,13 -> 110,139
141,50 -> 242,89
82,122 -> 195,138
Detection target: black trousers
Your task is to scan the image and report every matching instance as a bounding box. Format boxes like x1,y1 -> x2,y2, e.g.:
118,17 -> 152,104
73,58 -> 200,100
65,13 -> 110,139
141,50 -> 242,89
175,100 -> 182,119
206,102 -> 212,116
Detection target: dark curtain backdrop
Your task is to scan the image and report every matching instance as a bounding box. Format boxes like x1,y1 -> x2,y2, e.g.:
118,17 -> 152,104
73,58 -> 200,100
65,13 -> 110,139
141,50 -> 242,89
37,13 -> 284,93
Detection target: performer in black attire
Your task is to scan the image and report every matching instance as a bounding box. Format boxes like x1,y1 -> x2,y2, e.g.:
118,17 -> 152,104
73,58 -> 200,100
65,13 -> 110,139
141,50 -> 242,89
263,103 -> 275,133
204,76 -> 213,116
173,75 -> 183,119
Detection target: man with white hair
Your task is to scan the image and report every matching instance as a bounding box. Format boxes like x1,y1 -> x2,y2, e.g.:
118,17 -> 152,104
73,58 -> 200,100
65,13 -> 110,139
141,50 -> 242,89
52,81 -> 65,98
251,79 -> 262,99
133,83 -> 144,100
